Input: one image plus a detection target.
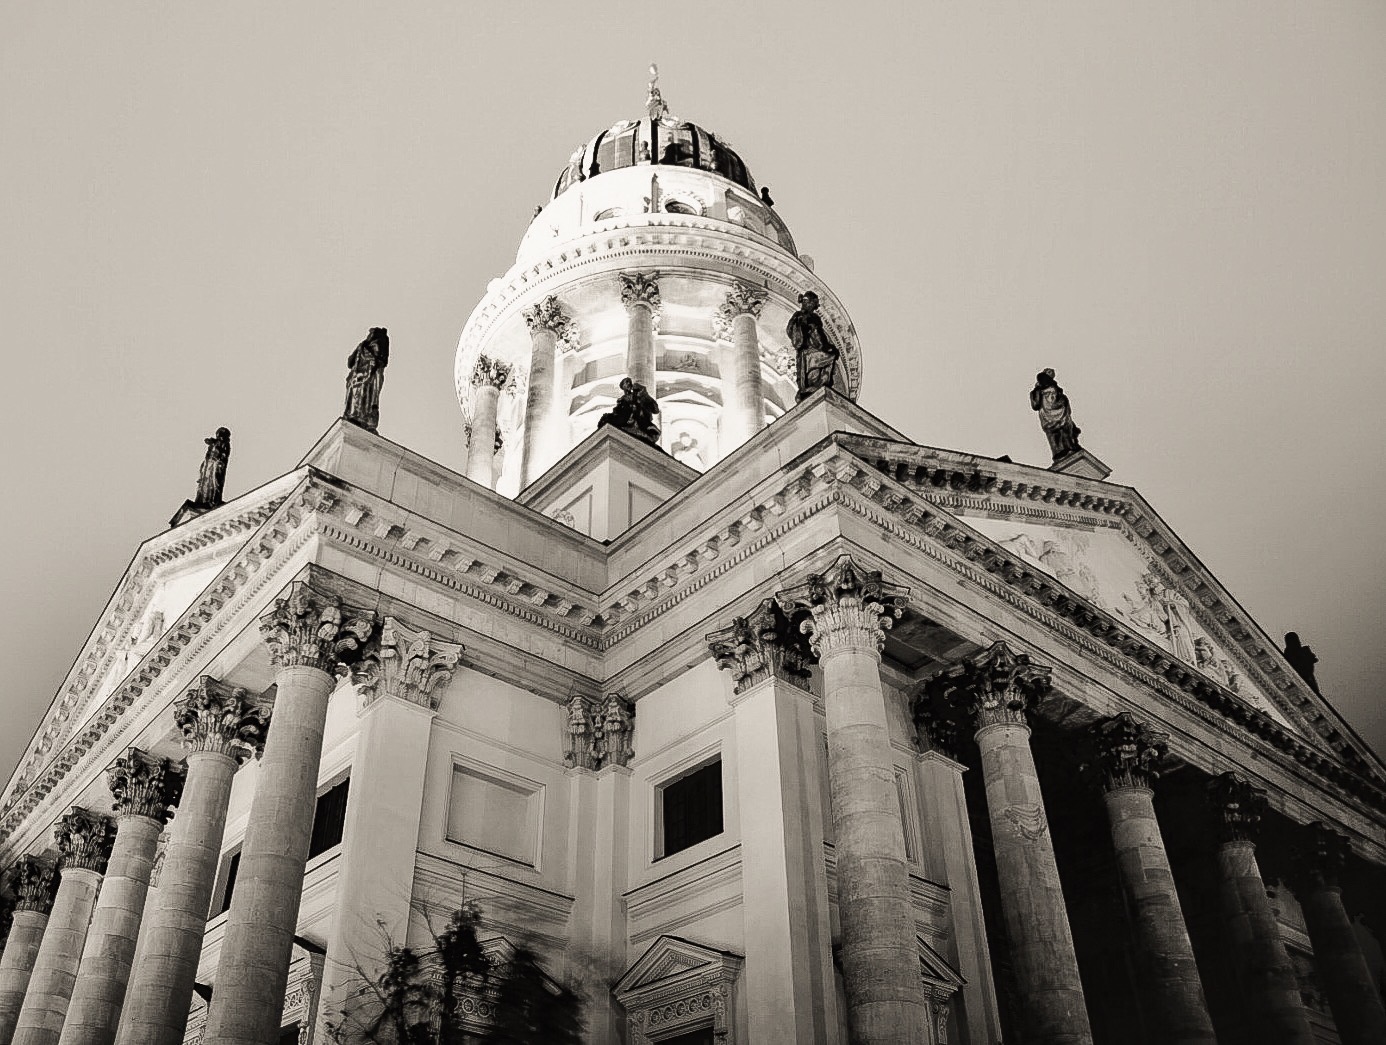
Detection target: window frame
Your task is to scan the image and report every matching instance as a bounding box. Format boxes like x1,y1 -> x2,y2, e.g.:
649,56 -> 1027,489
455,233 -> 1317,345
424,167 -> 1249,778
654,754 -> 725,861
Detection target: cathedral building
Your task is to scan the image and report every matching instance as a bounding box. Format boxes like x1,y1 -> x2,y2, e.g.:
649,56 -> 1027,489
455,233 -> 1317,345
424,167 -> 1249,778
0,77 -> 1383,1045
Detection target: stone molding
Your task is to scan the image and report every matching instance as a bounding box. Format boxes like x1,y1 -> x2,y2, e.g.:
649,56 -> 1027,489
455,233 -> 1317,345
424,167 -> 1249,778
1208,772 -> 1268,845
4,855 -> 57,914
711,281 -> 767,341
520,294 -> 577,348
1295,821 -> 1350,891
924,641 -> 1052,732
108,747 -> 186,824
258,578 -> 378,673
705,598 -> 811,695
54,806 -> 115,873
618,271 -> 662,315
351,615 -> 463,712
776,554 -> 908,659
175,676 -> 271,762
1087,712 -> 1169,792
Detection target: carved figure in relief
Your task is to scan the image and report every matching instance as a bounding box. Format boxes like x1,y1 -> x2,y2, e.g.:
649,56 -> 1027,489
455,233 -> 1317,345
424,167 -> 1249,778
194,428 -> 231,507
670,431 -> 703,468
563,695 -> 596,770
1283,632 -> 1321,695
997,531 -> 1105,607
343,327 -> 390,432
597,377 -> 661,445
1194,637 -> 1242,693
595,695 -> 634,769
1029,368 -> 1082,461
786,291 -> 840,402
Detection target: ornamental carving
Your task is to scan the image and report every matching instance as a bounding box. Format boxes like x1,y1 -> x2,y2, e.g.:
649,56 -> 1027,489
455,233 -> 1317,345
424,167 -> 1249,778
563,694 -> 598,770
54,807 -> 116,873
594,694 -> 635,769
1086,713 -> 1168,792
922,641 -> 1052,731
1207,772 -> 1267,845
1295,821 -> 1350,891
521,295 -> 577,348
706,598 -> 812,695
910,692 -> 966,761
351,616 -> 463,712
108,748 -> 186,824
776,555 -> 909,660
258,579 -> 378,674
471,354 -> 517,392
175,676 -> 271,762
619,271 -> 662,315
5,855 -> 57,914
712,281 -> 767,340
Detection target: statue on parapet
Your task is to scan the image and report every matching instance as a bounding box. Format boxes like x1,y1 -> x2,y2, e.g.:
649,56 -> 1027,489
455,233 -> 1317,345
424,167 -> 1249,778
343,327 -> 390,432
787,291 -> 840,402
1283,632 -> 1322,695
194,428 -> 231,508
1029,368 -> 1082,461
597,377 -> 661,446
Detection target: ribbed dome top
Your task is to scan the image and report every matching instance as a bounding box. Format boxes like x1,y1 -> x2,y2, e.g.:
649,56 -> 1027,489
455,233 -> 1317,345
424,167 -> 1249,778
551,115 -> 756,200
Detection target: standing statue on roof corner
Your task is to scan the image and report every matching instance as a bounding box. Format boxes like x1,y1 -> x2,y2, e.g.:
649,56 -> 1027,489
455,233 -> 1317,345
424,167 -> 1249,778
344,326 -> 390,432
1030,367 -> 1083,461
194,427 -> 231,507
787,290 -> 840,402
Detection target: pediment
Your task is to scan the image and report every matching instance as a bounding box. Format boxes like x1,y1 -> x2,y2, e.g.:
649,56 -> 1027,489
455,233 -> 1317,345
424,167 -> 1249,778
614,934 -> 743,999
917,934 -> 965,993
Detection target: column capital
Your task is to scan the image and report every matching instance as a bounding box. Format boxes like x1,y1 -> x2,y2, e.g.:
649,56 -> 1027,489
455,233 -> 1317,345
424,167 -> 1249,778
521,295 -> 577,346
594,694 -> 635,769
776,555 -> 908,660
470,353 -> 518,392
1207,771 -> 1268,845
4,856 -> 57,914
258,578 -> 378,674
563,694 -> 599,770
54,807 -> 116,874
619,271 -> 661,315
351,616 -> 463,712
924,641 -> 1052,732
1087,713 -> 1169,792
706,598 -> 812,695
712,281 -> 767,340
1295,821 -> 1350,891
175,676 -> 271,761
910,693 -> 966,761
108,748 -> 186,825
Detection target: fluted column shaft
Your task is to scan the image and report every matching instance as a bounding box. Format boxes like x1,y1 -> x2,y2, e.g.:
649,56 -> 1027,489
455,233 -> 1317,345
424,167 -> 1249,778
0,912 -> 50,1044
12,869 -> 104,1045
466,383 -> 501,488
1102,786 -> 1215,1043
203,665 -> 333,1045
779,559 -> 927,1045
113,752 -> 238,1045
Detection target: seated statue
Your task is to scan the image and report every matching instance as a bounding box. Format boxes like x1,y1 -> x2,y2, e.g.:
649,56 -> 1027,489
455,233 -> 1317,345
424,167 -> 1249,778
598,377 -> 661,445
786,291 -> 840,402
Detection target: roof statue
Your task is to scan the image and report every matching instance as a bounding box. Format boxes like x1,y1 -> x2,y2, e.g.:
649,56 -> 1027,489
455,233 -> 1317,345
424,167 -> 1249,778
646,62 -> 668,121
1029,367 -> 1082,461
787,290 -> 841,402
1283,632 -> 1322,695
194,428 -> 231,508
343,326 -> 389,432
596,377 -> 661,446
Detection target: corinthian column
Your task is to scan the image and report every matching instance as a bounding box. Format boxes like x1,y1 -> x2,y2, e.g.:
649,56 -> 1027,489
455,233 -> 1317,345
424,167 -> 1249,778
619,271 -> 660,390
1207,772 -> 1315,1045
925,642 -> 1093,1045
777,556 -> 929,1045
520,296 -> 574,486
202,579 -> 375,1045
12,809 -> 116,1045
464,355 -> 514,490
0,858 -> 57,1044
114,678 -> 269,1045
59,751 -> 185,1045
714,282 -> 768,448
1088,714 -> 1214,1044
1294,822 -> 1386,1045
708,600 -> 839,1044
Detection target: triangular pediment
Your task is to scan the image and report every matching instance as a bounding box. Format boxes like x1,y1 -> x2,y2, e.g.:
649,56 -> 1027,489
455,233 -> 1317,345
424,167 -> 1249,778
614,934 -> 743,999
917,934 -> 966,993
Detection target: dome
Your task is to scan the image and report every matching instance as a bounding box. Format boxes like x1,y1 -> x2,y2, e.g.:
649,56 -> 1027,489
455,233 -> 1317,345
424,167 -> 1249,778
551,70 -> 757,200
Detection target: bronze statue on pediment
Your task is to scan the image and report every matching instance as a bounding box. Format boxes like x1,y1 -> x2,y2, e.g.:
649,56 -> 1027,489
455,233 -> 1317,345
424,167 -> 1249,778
344,327 -> 390,432
787,291 -> 840,402
194,427 -> 231,508
1030,368 -> 1082,461
597,377 -> 661,445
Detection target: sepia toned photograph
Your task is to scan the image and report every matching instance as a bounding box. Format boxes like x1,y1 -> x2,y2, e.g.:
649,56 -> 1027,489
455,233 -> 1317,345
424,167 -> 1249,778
0,4 -> 1382,1043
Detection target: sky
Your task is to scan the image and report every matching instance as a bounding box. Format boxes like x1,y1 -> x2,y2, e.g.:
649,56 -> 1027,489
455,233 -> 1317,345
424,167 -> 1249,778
1,1 -> 1383,784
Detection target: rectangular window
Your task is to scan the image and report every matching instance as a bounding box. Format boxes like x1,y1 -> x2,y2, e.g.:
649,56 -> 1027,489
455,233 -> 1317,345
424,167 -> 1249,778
446,763 -> 541,866
307,777 -> 350,859
659,759 -> 723,859
277,1024 -> 301,1045
218,848 -> 241,914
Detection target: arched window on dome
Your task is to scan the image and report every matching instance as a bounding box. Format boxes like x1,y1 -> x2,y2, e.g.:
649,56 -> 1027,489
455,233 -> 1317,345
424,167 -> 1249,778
664,198 -> 700,216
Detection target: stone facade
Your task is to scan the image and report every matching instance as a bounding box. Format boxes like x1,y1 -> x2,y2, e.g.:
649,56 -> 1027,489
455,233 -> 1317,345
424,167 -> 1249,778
0,89 -> 1383,1045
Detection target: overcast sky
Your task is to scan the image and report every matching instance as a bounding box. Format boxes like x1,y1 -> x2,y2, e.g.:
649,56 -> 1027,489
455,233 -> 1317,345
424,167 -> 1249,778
1,1 -> 1382,783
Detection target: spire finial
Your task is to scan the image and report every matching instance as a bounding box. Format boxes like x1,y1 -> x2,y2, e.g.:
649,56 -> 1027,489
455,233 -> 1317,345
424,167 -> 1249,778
646,62 -> 668,120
